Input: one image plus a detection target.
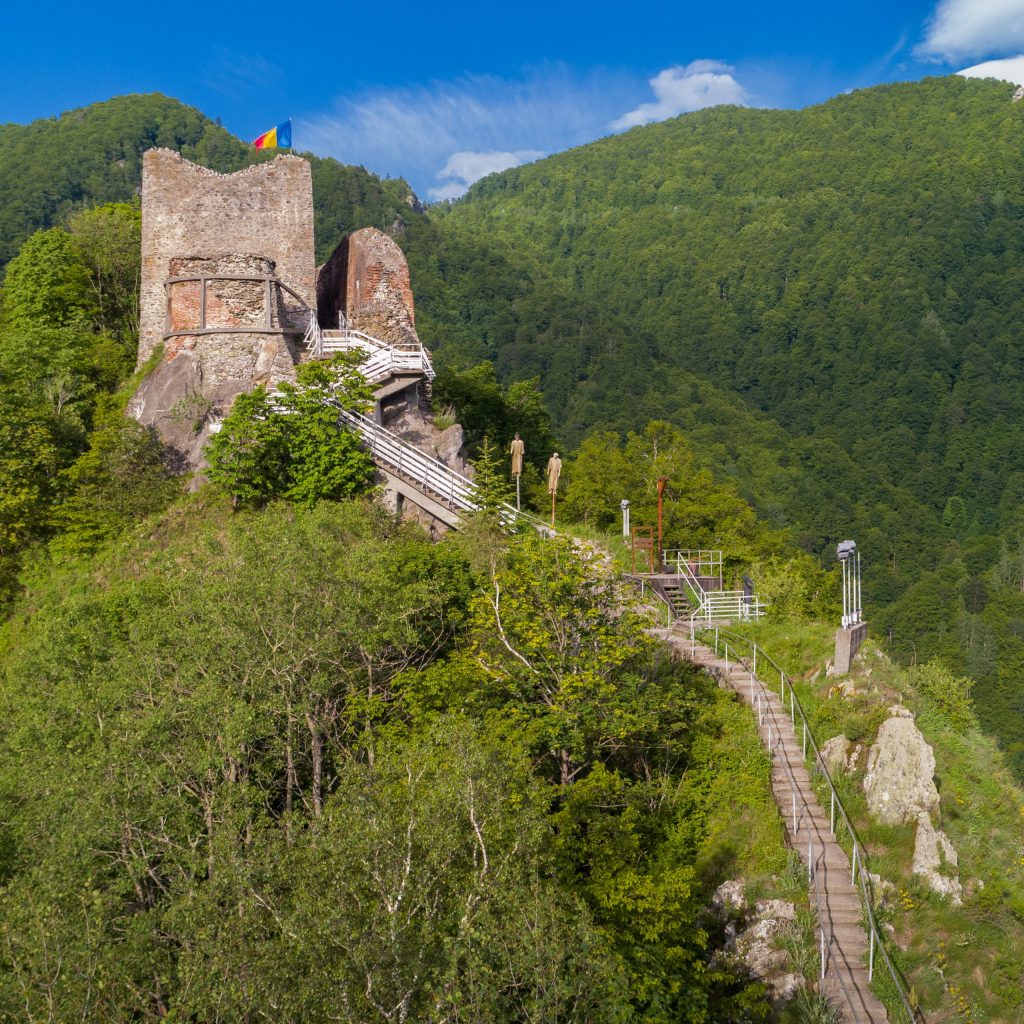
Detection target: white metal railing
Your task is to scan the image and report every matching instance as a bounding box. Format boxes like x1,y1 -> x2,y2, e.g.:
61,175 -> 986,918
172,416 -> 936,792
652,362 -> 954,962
689,590 -> 765,626
303,311 -> 324,357
337,407 -> 478,512
665,549 -> 723,587
333,406 -> 549,533
314,328 -> 436,382
700,626 -> 920,1024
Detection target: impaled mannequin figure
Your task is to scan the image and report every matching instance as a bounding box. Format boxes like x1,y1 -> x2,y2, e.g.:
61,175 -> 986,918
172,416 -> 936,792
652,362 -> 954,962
510,433 -> 525,478
547,452 -> 562,494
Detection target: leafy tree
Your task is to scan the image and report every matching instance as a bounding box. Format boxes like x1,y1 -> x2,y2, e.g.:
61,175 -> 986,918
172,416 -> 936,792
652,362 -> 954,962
68,202 -> 142,346
469,434 -> 513,525
205,355 -> 375,507
0,228 -> 96,329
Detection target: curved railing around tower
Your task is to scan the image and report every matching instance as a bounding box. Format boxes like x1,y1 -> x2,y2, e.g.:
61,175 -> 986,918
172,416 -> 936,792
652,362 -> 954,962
163,273 -> 312,340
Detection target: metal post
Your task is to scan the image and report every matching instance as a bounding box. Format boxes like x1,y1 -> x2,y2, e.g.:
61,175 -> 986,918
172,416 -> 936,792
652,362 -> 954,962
656,478 -> 667,571
869,928 -> 875,981
725,644 -> 729,672
856,550 -> 863,624
820,929 -> 826,979
790,690 -> 795,721
808,836 -> 812,880
792,792 -> 797,833
715,627 -> 719,652
851,842 -> 858,884
830,790 -> 835,835
752,643 -> 757,677
802,721 -> 807,758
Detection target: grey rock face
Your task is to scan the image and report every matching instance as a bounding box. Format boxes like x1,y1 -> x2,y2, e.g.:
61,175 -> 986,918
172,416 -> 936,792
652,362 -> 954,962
712,879 -> 747,915
863,713 -> 940,824
821,734 -> 852,775
912,812 -> 962,904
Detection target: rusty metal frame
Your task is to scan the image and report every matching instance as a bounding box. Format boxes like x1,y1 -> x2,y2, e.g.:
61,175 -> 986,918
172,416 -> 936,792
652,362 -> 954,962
162,274 -> 311,340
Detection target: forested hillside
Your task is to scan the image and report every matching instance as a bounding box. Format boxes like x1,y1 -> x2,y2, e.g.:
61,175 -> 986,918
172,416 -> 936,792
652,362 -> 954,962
3,80 -> 1024,1019
406,76 -> 1024,775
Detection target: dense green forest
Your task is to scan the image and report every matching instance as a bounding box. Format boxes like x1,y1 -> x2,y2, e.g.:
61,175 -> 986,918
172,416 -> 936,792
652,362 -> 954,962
405,76 -> 1024,775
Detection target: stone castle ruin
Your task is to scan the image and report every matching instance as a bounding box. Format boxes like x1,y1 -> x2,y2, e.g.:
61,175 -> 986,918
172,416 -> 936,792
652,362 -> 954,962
129,149 -> 465,515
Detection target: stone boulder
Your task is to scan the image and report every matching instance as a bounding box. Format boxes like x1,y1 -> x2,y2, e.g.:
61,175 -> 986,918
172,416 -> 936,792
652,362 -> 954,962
912,812 -> 962,904
863,710 -> 940,825
712,879 -> 746,915
821,735 -> 851,775
734,900 -> 800,1003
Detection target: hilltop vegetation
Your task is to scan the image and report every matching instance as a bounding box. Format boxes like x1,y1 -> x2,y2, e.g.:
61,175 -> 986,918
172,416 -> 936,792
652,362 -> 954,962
740,618 -> 1024,1020
0,494 -> 808,1021
5,81 -> 1024,775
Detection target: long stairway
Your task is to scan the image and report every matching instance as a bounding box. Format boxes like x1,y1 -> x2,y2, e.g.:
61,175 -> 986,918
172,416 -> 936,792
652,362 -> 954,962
674,635 -> 890,1023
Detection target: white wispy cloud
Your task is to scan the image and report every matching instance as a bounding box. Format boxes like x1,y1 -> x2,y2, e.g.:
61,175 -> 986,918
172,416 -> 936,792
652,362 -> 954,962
299,66 -> 634,201
205,49 -> 283,98
429,149 -> 545,201
610,61 -> 749,131
958,53 -> 1024,85
917,0 -> 1024,61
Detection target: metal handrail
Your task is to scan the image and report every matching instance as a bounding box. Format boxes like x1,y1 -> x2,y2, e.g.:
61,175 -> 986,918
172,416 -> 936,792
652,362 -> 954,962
315,328 -> 436,381
332,406 -> 549,533
688,590 -> 766,627
700,625 -> 921,1023
665,548 -> 723,587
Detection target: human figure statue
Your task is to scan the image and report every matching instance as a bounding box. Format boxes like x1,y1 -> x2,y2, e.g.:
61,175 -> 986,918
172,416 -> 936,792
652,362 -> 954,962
510,433 -> 525,478
546,452 -> 562,494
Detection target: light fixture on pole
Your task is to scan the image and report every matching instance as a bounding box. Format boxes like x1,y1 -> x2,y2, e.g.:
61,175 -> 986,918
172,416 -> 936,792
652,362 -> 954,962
836,540 -> 861,627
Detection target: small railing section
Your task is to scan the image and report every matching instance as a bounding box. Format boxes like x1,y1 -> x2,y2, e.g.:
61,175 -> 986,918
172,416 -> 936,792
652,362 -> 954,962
308,327 -> 436,383
698,626 -> 920,1024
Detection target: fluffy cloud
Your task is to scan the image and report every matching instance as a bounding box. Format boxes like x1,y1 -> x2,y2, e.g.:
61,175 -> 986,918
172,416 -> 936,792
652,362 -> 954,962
958,53 -> 1024,85
299,66 -> 633,201
610,61 -> 748,131
429,149 -> 545,201
917,0 -> 1024,61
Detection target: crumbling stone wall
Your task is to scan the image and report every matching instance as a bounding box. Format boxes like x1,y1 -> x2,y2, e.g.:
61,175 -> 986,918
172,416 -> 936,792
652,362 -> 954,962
316,227 -> 419,347
129,253 -> 299,472
139,150 -> 315,365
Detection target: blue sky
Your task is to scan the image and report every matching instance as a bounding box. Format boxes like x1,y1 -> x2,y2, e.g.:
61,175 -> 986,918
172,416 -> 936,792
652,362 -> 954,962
5,0 -> 1024,199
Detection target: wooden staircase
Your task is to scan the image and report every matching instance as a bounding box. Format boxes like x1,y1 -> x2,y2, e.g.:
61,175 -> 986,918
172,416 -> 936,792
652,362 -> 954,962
676,636 -> 890,1023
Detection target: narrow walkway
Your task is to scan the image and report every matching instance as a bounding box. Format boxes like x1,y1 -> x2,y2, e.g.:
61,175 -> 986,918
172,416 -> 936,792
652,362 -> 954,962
670,633 -> 888,1024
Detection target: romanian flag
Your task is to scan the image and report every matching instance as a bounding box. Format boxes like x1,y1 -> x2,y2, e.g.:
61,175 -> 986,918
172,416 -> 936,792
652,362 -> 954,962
252,119 -> 292,149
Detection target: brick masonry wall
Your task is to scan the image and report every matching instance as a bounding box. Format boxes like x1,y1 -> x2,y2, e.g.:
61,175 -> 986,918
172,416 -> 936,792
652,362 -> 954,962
316,227 -> 419,347
139,150 -> 315,365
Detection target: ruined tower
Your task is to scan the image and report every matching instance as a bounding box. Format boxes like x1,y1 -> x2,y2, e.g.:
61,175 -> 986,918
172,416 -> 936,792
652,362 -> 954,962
130,151 -> 316,466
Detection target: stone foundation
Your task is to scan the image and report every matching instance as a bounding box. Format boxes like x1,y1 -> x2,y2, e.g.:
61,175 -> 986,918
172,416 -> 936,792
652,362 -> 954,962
834,621 -> 867,676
